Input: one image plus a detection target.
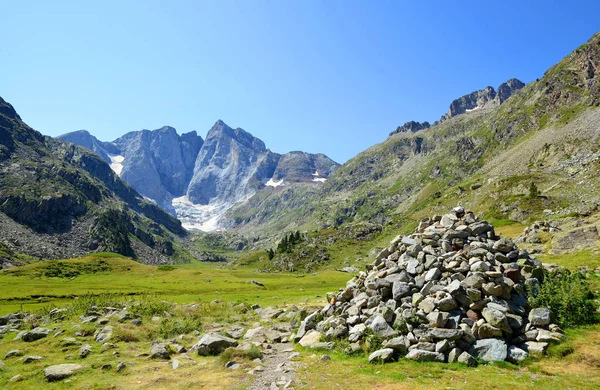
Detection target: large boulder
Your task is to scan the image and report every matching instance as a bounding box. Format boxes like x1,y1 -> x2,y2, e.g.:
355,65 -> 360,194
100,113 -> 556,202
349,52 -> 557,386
22,327 -> 50,342
470,339 -> 507,362
193,334 -> 238,356
405,349 -> 445,362
44,364 -> 84,382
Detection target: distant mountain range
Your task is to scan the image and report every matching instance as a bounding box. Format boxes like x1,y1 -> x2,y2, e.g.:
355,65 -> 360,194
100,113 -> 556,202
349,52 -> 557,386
58,121 -> 339,231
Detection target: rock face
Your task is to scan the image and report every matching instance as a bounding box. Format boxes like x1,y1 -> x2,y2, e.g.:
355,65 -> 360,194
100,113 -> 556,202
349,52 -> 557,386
389,121 -> 431,137
439,78 -> 525,122
0,96 -> 185,263
59,120 -> 339,231
295,208 -> 560,365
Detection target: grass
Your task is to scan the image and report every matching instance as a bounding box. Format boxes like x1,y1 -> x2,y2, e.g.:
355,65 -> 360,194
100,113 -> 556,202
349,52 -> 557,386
0,253 -> 351,315
1,248 -> 599,389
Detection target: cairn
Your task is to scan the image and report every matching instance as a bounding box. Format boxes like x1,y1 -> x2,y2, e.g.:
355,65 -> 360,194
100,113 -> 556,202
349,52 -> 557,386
294,207 -> 563,365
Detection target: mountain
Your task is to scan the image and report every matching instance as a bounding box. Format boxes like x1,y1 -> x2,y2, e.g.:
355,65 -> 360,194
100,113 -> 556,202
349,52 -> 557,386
225,31 -> 600,236
0,97 -> 187,267
438,78 -> 525,122
59,121 -> 340,231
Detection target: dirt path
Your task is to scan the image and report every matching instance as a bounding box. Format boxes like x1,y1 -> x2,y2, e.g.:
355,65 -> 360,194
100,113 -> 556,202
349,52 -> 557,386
248,342 -> 301,390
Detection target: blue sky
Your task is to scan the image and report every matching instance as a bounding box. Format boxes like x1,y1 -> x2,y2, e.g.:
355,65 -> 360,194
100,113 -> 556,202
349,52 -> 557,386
2,1 -> 599,163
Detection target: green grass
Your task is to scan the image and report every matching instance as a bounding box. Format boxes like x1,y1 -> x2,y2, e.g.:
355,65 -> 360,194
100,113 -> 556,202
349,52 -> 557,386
0,253 -> 351,315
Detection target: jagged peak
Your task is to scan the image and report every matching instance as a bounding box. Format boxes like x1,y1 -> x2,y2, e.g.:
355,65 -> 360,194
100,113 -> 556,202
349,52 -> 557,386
0,96 -> 22,121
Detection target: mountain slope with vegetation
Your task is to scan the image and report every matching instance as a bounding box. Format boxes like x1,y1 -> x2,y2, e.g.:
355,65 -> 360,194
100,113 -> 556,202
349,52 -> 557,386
227,31 -> 600,247
0,97 -> 188,266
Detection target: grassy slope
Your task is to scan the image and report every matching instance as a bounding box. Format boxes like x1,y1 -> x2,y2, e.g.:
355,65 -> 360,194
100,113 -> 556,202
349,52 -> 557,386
1,250 -> 599,389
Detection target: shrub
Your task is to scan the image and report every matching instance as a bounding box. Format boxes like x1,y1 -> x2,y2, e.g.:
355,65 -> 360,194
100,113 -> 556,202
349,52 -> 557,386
157,265 -> 176,271
529,268 -> 597,328
219,345 -> 262,364
154,316 -> 203,339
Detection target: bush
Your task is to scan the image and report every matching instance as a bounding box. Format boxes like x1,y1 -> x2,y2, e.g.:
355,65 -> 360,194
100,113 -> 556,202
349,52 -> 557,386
157,265 -> 176,271
154,316 -> 203,339
219,345 -> 262,364
529,268 -> 597,328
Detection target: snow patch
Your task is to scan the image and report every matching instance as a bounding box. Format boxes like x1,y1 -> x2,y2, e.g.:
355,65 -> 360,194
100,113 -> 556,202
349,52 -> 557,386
266,178 -> 284,187
465,106 -> 481,113
313,177 -> 327,183
107,154 -> 125,175
172,196 -> 224,232
312,170 -> 319,176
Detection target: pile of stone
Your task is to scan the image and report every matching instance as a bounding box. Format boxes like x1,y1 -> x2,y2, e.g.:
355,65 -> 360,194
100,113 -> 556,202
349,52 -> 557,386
293,207 -> 562,365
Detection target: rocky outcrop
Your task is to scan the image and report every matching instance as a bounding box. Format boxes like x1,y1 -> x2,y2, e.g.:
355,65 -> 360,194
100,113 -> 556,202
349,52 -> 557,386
0,96 -> 185,263
439,79 -> 525,122
389,121 -> 431,137
294,208 -> 561,365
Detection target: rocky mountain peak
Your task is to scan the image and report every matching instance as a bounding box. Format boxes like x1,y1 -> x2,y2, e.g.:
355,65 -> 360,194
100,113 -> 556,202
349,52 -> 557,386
389,121 -> 431,137
0,97 -> 21,121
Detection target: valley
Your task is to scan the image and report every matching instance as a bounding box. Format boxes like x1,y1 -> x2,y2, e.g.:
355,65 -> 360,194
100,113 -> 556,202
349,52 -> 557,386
1,18 -> 600,390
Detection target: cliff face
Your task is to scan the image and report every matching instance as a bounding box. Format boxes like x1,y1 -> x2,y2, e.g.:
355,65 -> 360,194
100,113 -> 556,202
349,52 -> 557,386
0,96 -> 185,264
59,120 -> 340,231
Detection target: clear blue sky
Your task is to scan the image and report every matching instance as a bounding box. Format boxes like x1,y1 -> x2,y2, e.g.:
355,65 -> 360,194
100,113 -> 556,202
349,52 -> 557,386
2,1 -> 599,163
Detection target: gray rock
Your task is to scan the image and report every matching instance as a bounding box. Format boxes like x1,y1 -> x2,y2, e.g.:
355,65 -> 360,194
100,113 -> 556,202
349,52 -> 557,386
368,348 -> 395,363
22,327 -> 51,342
298,330 -> 323,347
447,347 -> 462,363
150,343 -> 171,359
23,355 -> 43,364
383,337 -> 409,354
392,281 -> 411,300
79,345 -> 92,358
94,326 -> 113,342
194,334 -> 238,356
428,328 -> 463,340
457,351 -> 478,367
405,349 -> 445,362
369,315 -> 396,338
470,339 -> 507,362
520,341 -> 548,356
507,345 -> 528,363
116,362 -> 127,372
44,364 -> 84,382
482,307 -> 511,333
528,308 -> 551,326
226,326 -> 246,339
5,350 -> 23,359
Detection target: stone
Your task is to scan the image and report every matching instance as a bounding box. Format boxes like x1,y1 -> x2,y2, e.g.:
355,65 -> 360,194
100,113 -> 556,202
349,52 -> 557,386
392,281 -> 411,300
370,315 -> 396,338
427,312 -> 449,328
368,348 -> 395,363
457,351 -> 478,367
94,326 -> 113,342
520,341 -> 548,356
299,330 -> 323,348
477,323 -> 502,339
428,328 -> 463,340
529,308 -> 551,326
23,355 -> 43,364
150,343 -> 171,359
79,345 -> 92,358
470,339 -> 507,362
447,347 -> 462,363
383,337 -> 409,354
504,268 -> 521,283
425,268 -> 441,281
405,349 -> 445,362
116,362 -> 127,372
44,364 -> 84,382
194,334 -> 238,356
482,307 -> 511,333
507,345 -> 528,363
226,326 -> 245,339
22,327 -> 51,342
5,350 -> 23,359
